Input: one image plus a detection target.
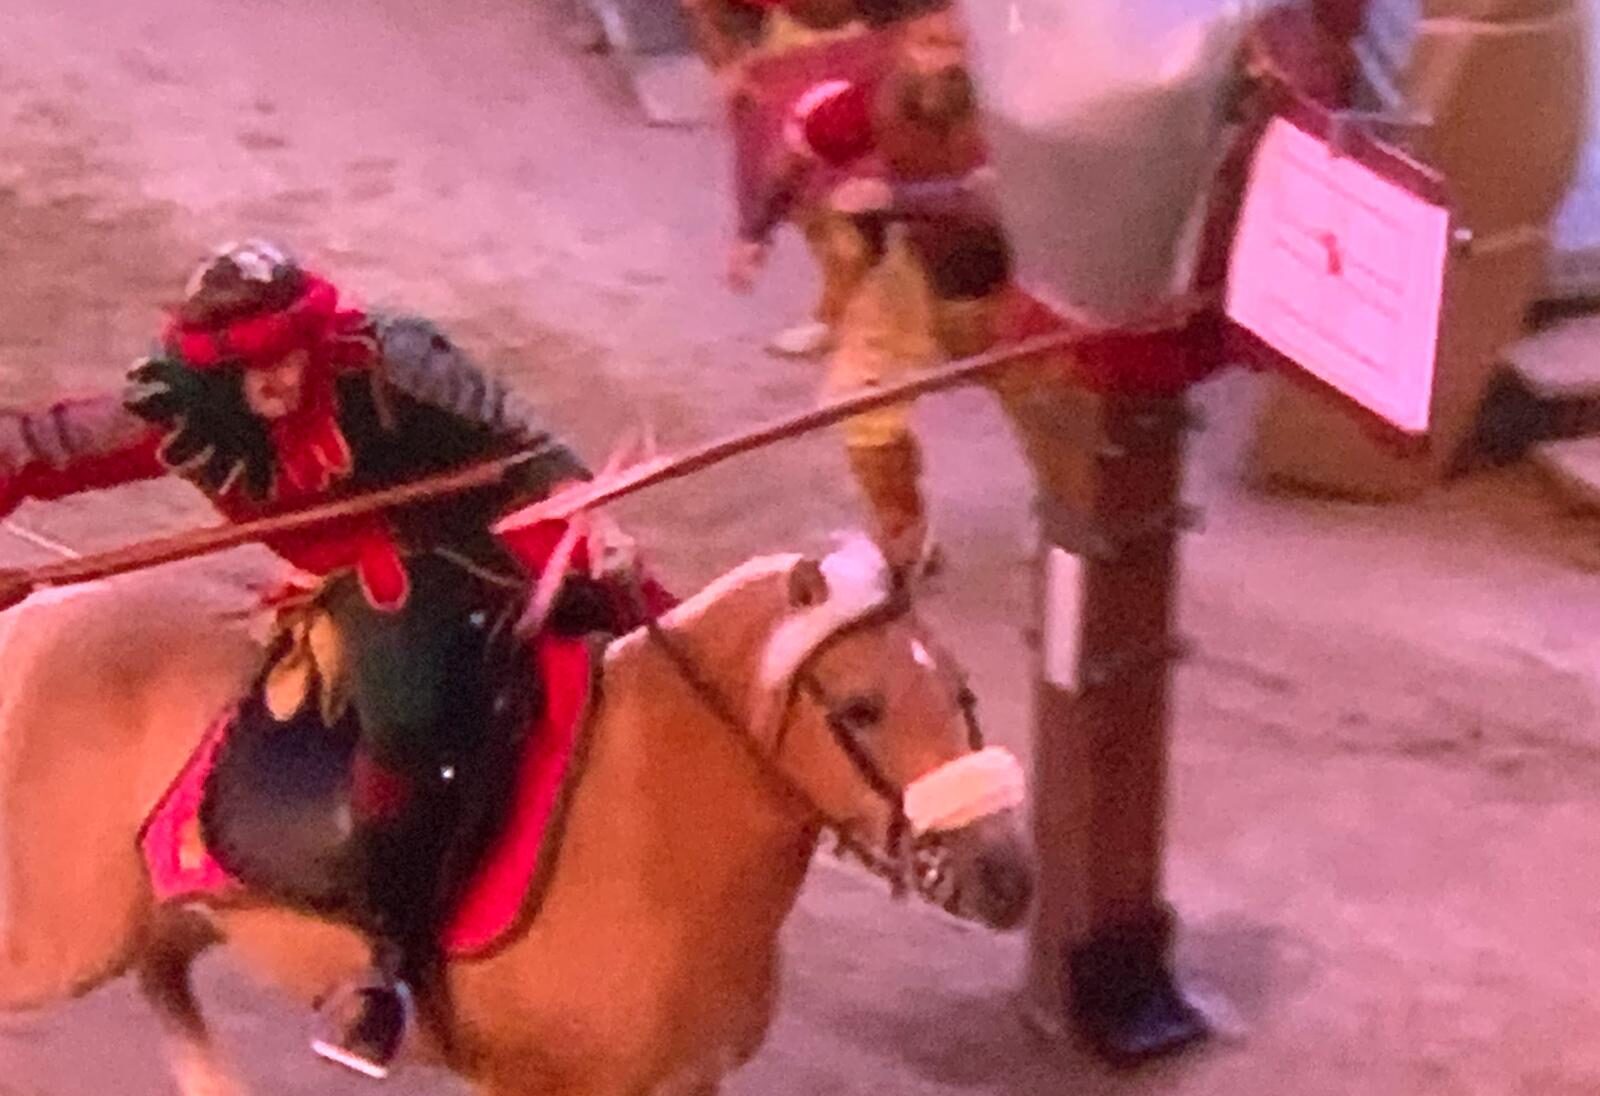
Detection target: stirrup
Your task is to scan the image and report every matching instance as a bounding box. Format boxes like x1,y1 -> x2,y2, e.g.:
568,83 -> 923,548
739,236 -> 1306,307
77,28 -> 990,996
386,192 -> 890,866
311,975 -> 414,1080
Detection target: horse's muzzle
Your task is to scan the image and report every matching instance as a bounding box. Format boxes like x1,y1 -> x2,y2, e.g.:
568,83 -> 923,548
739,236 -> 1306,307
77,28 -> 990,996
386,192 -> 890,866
927,811 -> 1035,931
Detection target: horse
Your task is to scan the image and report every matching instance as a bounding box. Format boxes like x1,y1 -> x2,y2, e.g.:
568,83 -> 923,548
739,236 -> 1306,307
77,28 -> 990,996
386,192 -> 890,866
0,535 -> 1033,1096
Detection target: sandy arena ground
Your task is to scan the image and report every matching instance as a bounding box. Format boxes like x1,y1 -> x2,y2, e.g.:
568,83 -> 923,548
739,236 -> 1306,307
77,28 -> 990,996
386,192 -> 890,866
2,2 -> 1599,1093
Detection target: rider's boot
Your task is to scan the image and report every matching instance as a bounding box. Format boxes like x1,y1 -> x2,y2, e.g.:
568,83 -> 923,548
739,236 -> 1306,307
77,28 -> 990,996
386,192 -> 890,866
312,751 -> 441,1080
311,940 -> 413,1080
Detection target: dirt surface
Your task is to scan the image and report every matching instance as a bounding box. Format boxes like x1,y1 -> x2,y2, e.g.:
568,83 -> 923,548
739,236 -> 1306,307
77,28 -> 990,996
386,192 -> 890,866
2,1 -> 1600,1094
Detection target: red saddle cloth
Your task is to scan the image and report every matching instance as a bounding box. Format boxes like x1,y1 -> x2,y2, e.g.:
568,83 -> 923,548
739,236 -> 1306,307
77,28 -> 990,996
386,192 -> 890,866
137,631 -> 597,959
138,518 -> 672,960
443,633 -> 595,956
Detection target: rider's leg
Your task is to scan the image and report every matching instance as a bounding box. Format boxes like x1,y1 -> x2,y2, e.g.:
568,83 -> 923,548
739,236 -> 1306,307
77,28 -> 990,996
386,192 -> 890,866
309,741 -> 436,1076
311,558 -> 511,1077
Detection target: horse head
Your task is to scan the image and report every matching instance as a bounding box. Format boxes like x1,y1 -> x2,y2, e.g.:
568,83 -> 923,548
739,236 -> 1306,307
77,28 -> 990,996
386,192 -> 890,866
743,534 -> 1035,931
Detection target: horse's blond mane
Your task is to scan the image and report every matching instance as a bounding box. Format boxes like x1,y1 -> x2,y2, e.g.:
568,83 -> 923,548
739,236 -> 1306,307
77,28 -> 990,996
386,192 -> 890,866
603,534 -> 897,752
603,536 -> 894,694
603,552 -> 802,664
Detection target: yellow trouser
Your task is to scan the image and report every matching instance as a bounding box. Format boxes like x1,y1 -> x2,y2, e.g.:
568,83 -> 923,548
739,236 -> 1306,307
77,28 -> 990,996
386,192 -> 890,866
827,231 -> 994,448
827,230 -> 1079,560
845,434 -> 926,563
799,209 -> 873,330
825,231 -> 977,559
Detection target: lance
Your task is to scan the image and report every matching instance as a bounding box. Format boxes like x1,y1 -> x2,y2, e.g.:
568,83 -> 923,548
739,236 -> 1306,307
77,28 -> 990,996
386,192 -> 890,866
0,328 -> 1084,607
493,329 -> 1087,532
0,448 -> 549,608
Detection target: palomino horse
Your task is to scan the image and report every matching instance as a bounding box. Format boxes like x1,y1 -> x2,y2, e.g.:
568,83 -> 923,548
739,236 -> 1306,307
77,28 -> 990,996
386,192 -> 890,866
0,536 -> 1033,1095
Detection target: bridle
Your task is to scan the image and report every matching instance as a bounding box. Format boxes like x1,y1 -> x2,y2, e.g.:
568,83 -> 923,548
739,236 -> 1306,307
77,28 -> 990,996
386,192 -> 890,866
627,576 -> 982,901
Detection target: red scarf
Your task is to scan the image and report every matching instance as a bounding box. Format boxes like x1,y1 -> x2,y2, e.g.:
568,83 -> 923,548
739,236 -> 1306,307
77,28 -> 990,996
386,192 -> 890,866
163,275 -> 409,610
162,276 -> 373,373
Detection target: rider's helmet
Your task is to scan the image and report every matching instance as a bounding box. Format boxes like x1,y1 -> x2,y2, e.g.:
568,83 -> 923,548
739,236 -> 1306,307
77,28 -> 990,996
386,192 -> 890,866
175,240 -> 307,330
160,240 -> 365,372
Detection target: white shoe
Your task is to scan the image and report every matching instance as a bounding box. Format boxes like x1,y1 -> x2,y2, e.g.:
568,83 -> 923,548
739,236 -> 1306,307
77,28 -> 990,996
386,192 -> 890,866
767,321 -> 834,359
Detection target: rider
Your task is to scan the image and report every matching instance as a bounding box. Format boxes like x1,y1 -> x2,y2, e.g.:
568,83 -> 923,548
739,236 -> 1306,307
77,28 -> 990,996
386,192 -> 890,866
727,0 -> 1000,572
0,240 -> 659,1078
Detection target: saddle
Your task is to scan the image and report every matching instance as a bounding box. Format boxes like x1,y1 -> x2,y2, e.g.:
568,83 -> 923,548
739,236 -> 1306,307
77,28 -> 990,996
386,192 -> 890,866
139,519 -> 673,959
138,629 -> 600,958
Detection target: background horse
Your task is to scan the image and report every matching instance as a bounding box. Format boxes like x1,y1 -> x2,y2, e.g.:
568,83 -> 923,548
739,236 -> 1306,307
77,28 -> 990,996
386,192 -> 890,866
0,536 -> 1032,1095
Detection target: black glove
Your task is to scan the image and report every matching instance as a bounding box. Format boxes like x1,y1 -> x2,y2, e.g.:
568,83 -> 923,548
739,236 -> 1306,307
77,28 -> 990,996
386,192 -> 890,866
544,575 -> 622,637
125,354 -> 277,498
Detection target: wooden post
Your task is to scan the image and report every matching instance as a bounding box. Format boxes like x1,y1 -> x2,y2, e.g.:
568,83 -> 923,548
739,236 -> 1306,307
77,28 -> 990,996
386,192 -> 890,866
1007,381 -> 1208,1064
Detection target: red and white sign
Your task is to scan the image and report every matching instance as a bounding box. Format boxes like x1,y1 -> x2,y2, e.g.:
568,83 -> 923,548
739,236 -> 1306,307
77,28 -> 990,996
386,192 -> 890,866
1225,116 -> 1451,434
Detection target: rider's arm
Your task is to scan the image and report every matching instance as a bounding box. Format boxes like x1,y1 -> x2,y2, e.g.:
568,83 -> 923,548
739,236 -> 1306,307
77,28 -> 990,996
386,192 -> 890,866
740,146 -> 814,246
0,394 -> 165,517
375,315 -> 590,500
375,315 -> 655,618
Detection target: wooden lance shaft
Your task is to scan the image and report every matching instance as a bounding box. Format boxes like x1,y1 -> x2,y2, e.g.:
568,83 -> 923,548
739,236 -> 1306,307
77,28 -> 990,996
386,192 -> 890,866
0,331 -> 1081,602
0,448 -> 550,602
494,330 -> 1083,528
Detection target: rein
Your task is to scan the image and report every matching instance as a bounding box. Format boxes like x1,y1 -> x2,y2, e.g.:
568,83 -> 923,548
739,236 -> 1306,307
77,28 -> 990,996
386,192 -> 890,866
622,575 -> 963,898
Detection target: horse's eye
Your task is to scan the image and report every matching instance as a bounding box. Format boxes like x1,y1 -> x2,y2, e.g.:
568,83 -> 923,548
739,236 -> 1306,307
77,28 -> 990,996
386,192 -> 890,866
836,694 -> 885,731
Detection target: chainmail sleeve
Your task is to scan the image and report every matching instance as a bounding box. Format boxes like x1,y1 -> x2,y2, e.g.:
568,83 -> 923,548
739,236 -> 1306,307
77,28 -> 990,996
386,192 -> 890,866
375,315 -> 589,500
0,393 -> 164,507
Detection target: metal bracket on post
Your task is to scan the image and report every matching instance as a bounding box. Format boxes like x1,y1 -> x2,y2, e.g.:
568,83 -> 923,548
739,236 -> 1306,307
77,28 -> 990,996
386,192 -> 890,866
1041,504 -> 1203,562
1098,402 -> 1206,463
1079,637 -> 1193,691
1326,107 -> 1433,159
1036,497 -> 1096,560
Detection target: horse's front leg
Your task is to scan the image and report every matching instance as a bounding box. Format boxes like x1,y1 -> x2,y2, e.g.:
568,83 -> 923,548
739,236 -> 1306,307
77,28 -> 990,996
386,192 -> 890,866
135,911 -> 249,1096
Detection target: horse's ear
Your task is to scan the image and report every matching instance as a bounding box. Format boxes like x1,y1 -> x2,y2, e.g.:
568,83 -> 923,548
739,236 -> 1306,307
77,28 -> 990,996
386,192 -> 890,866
787,558 -> 830,609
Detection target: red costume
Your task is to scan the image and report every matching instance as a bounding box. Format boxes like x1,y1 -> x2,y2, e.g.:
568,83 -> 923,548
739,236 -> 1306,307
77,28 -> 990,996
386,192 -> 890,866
0,240 -> 668,1078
